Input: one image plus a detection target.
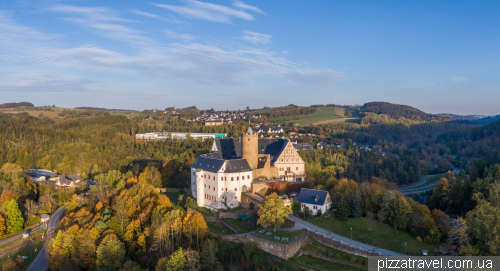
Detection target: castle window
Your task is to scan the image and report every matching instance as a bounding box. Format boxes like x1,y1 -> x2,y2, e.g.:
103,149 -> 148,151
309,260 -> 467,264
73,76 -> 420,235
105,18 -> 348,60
209,185 -> 210,189
235,188 -> 237,191
204,184 -> 206,188
222,188 -> 224,191
231,177 -> 234,181
247,175 -> 250,179
213,187 -> 215,191
208,175 -> 210,179
286,159 -> 288,162
221,177 -> 223,181
242,176 -> 245,180
296,167 -> 298,170
225,177 -> 227,181
213,176 -> 215,180
281,159 -> 283,162
226,188 -> 227,191
248,138 -> 250,141
237,177 -> 239,180
193,172 -> 195,176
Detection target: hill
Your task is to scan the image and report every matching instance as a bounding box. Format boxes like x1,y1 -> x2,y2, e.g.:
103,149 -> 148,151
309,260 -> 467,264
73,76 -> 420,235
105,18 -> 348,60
476,115 -> 500,124
0,102 -> 34,109
268,107 -> 360,125
360,102 -> 436,121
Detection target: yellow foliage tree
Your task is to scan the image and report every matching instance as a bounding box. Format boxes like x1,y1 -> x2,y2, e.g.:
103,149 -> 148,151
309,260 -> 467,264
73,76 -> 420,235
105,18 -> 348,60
0,214 -> 6,237
257,192 -> 291,232
191,212 -> 208,245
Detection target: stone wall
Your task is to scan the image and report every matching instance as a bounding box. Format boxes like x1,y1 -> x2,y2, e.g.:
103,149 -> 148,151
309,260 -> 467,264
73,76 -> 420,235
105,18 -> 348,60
219,208 -> 256,219
283,218 -> 296,227
302,251 -> 368,270
307,231 -> 380,257
217,233 -> 308,260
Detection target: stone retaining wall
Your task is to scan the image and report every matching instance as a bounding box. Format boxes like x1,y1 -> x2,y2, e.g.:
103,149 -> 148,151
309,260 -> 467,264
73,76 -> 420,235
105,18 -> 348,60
218,208 -> 256,219
307,231 -> 380,257
217,233 -> 309,259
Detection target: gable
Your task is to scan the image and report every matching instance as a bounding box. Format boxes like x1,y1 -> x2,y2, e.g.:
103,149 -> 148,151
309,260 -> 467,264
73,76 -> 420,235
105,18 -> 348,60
275,141 -> 304,164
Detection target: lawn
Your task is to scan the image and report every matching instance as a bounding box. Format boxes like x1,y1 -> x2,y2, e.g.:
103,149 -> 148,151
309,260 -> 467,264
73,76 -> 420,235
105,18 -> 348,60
302,239 -> 367,267
289,255 -> 364,271
0,238 -> 45,271
163,192 -> 189,214
0,223 -> 43,243
308,216 -> 436,256
269,107 -> 360,126
207,222 -> 233,235
252,230 -> 307,244
222,218 -> 255,234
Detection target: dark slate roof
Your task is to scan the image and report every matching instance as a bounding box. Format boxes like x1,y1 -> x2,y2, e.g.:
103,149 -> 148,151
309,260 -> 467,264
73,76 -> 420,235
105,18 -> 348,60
296,188 -> 329,205
66,174 -> 81,182
191,156 -> 225,173
258,139 -> 288,163
215,138 -> 241,159
224,159 -> 252,173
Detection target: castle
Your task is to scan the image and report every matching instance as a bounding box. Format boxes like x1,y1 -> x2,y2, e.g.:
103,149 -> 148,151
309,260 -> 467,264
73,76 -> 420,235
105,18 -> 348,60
191,128 -> 306,210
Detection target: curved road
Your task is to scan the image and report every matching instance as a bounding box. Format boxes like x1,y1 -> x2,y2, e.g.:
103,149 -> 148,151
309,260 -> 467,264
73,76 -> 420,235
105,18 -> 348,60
26,206 -> 66,271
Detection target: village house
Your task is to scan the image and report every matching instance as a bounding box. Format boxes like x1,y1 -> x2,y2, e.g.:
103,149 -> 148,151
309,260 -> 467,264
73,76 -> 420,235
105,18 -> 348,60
296,188 -> 332,215
51,174 -> 81,188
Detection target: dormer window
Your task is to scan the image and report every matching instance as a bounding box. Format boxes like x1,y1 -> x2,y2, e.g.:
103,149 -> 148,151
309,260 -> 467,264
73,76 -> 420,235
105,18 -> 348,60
315,196 -> 319,202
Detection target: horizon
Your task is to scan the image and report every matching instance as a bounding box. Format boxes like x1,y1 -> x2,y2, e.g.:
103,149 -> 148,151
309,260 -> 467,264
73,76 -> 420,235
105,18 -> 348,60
1,1 -> 499,115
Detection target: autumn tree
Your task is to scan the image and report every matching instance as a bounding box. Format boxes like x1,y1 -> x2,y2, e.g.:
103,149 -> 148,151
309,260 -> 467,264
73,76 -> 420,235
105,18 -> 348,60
200,239 -> 219,271
257,192 -> 291,232
185,249 -> 200,271
96,237 -> 126,269
166,248 -> 185,271
5,199 -> 24,233
0,214 -> 6,237
351,190 -> 362,218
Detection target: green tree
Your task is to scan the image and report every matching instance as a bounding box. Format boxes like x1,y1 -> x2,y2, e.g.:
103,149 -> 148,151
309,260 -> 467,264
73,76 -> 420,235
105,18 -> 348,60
96,237 -> 126,269
257,192 -> 291,232
352,190 -> 362,218
185,249 -> 200,271
291,200 -> 301,215
5,199 -> 24,233
200,239 -> 218,271
166,248 -> 185,271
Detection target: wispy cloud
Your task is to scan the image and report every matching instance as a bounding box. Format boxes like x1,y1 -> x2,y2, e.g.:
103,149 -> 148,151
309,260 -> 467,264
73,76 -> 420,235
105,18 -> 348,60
241,31 -> 271,45
153,0 -> 262,23
0,76 -> 96,93
130,9 -> 161,19
163,30 -> 195,41
0,11 -> 59,47
48,5 -> 156,47
232,1 -> 265,15
451,76 -> 468,82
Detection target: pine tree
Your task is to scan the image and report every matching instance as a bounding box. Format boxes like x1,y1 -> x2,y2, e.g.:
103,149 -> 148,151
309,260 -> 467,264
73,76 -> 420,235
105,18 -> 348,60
352,190 -> 362,218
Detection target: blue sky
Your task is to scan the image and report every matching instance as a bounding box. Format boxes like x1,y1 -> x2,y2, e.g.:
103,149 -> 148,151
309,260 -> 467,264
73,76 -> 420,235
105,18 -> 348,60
0,0 -> 499,114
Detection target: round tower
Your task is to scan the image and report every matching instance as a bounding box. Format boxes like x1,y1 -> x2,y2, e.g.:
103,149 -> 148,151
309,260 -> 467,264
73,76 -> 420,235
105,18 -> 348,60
242,128 -> 258,169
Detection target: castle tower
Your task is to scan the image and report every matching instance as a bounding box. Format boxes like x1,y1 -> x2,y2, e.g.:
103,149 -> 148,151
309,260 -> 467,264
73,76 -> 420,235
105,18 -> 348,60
242,127 -> 258,169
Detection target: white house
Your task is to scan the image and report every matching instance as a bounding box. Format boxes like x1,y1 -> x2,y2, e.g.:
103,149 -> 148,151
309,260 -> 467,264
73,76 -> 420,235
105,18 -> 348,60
296,188 -> 332,215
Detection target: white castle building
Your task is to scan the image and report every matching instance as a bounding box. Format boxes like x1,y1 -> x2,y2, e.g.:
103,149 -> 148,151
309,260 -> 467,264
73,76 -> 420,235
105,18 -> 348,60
191,128 -> 306,210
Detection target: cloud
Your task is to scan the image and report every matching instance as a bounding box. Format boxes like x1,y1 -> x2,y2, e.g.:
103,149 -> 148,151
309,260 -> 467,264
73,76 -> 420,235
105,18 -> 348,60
130,9 -> 161,19
282,69 -> 345,86
242,31 -> 271,45
0,76 -> 96,93
0,11 -> 59,47
232,1 -> 265,15
153,0 -> 262,23
163,30 -> 195,41
451,76 -> 468,82
49,5 -> 154,47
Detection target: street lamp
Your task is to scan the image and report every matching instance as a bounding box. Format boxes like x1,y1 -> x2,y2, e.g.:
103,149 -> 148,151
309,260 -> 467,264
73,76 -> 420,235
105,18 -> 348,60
350,227 -> 352,239
405,242 -> 407,255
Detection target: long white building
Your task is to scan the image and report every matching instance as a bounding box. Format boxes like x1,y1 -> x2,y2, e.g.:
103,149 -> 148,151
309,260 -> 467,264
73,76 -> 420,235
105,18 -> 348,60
136,132 -> 226,141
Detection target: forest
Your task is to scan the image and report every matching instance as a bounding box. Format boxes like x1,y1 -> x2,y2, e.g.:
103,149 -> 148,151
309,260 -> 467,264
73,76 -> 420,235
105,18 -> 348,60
360,102 -> 442,121
0,104 -> 498,270
0,102 -> 34,109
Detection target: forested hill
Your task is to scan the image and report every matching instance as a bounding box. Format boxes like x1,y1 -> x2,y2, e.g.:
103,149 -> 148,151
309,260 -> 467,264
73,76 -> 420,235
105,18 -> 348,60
360,102 -> 435,121
476,115 -> 500,124
0,102 -> 34,108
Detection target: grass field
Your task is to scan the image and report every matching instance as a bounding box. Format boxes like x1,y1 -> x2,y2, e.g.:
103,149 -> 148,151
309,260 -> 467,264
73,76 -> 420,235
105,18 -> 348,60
0,238 -> 45,271
207,222 -> 233,235
269,107 -> 360,125
289,255 -> 364,271
308,216 -> 437,256
163,192 -> 189,214
303,239 -> 367,266
222,218 -> 255,234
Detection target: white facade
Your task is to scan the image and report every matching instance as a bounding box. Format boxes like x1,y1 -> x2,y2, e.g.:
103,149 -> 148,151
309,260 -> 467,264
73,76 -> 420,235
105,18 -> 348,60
274,141 -> 306,182
136,132 -> 226,141
300,202 -> 332,215
191,163 -> 253,210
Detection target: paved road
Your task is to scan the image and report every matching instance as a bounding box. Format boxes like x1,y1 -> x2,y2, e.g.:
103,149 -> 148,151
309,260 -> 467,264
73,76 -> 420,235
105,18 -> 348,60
26,206 -> 66,271
0,225 -> 44,248
286,215 -> 404,256
396,167 -> 461,195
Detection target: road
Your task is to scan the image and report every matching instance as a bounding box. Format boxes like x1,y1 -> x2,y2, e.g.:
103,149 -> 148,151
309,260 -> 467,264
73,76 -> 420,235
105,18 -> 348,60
285,215 -> 404,256
0,225 -> 44,248
26,206 -> 66,271
397,167 -> 461,195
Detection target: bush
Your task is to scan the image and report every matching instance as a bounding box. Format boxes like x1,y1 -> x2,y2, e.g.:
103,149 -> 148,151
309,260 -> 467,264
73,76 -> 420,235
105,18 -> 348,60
334,254 -> 341,260
242,215 -> 258,229
317,209 -> 322,217
350,256 -> 357,263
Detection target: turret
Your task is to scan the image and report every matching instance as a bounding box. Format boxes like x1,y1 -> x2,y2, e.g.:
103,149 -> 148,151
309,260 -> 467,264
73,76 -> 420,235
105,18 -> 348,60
242,128 -> 258,169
